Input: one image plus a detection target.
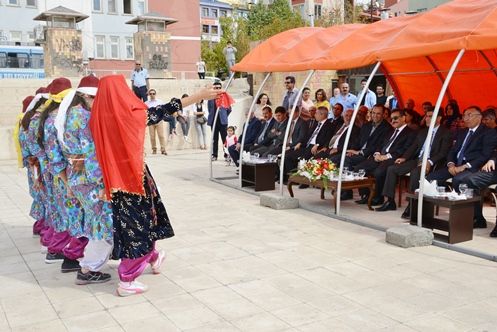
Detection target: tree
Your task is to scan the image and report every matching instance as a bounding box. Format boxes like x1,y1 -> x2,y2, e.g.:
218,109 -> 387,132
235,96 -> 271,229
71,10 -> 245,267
247,0 -> 305,41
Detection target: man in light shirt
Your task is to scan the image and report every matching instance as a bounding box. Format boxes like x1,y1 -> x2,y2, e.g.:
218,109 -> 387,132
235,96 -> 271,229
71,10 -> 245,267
330,82 -> 357,111
130,61 -> 149,102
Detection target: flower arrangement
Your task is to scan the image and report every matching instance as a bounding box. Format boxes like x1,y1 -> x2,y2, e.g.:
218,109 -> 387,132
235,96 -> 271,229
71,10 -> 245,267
293,158 -> 338,188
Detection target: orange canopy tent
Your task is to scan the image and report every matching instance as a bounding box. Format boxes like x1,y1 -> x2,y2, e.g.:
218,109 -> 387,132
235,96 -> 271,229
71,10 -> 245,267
232,0 -> 497,111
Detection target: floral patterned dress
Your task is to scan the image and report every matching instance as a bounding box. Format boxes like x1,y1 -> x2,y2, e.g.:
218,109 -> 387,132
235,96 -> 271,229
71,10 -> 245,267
111,99 -> 180,259
27,114 -> 54,228
43,110 -> 84,236
19,125 -> 45,221
62,105 -> 113,241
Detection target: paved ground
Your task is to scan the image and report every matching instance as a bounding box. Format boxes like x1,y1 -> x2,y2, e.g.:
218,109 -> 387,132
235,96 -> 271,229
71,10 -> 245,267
1,151 -> 497,332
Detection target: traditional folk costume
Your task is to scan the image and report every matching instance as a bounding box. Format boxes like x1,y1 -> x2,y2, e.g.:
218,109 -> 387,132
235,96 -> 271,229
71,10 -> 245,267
38,78 -> 87,270
56,75 -> 113,284
16,95 -> 48,236
90,75 -> 174,296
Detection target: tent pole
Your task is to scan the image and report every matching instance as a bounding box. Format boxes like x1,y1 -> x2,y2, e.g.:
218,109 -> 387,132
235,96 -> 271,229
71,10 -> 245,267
210,73 -> 235,180
336,61 -> 381,215
279,70 -> 315,195
417,49 -> 466,227
239,73 -> 272,186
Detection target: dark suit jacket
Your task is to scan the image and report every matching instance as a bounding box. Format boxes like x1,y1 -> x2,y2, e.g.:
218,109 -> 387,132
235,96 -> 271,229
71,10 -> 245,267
448,124 -> 497,171
207,99 -> 231,126
402,126 -> 452,168
329,116 -> 344,137
261,118 -> 289,147
359,120 -> 392,158
254,118 -> 276,144
289,118 -> 308,148
378,125 -> 416,160
240,117 -> 263,146
333,125 -> 361,153
307,119 -> 334,148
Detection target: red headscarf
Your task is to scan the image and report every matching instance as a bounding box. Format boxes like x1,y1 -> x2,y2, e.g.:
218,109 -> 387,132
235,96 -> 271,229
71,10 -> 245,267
90,75 -> 148,199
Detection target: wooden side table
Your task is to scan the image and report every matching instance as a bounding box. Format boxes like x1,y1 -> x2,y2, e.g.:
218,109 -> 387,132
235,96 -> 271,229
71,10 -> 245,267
406,193 -> 480,244
287,175 -> 376,213
241,161 -> 278,191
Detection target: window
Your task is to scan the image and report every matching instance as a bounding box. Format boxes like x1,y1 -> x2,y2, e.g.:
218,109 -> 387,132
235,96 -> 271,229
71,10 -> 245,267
8,0 -> 19,5
10,31 -> 22,42
137,0 -> 145,15
314,4 -> 322,18
108,0 -> 116,13
211,25 -> 219,35
201,7 -> 209,17
93,0 -> 102,12
202,25 -> 209,34
26,0 -> 37,7
211,9 -> 218,18
220,9 -> 227,17
125,37 -> 134,59
95,35 -> 105,58
27,31 -> 35,41
123,0 -> 131,14
110,36 -> 119,59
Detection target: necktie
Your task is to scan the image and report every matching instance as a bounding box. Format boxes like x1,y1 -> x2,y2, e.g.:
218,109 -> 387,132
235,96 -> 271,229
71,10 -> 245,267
457,130 -> 473,165
257,121 -> 270,144
283,91 -> 292,110
329,125 -> 348,148
309,119 -> 315,130
418,129 -> 437,159
307,122 -> 322,146
361,124 -> 377,150
381,129 -> 399,154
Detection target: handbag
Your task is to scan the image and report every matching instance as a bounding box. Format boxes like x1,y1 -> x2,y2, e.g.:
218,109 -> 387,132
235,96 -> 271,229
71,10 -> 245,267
196,115 -> 207,125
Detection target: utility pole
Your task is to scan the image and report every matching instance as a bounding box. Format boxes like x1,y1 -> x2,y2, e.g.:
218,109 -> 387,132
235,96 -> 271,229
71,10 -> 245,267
308,0 -> 315,27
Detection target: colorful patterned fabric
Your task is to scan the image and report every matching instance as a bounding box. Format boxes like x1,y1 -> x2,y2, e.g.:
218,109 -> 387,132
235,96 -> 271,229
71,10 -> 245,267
63,105 -> 113,241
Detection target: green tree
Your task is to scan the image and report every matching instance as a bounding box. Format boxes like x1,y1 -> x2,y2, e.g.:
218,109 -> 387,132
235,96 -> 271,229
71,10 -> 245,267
247,0 -> 305,41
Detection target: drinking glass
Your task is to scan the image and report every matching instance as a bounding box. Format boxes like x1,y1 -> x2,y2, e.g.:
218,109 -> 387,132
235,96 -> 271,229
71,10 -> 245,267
436,186 -> 445,196
358,169 -> 366,178
253,153 -> 260,159
465,188 -> 474,198
459,183 -> 468,194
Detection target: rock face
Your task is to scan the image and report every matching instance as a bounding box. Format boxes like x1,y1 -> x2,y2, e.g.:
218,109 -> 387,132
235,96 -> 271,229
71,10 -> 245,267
386,225 -> 434,248
260,193 -> 299,210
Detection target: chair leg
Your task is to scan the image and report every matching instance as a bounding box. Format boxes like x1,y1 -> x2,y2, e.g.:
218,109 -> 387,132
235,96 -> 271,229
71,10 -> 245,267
490,191 -> 497,222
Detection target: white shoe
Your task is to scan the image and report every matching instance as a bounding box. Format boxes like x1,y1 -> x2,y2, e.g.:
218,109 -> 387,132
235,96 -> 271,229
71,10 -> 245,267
117,280 -> 149,297
184,136 -> 190,143
151,250 -> 166,274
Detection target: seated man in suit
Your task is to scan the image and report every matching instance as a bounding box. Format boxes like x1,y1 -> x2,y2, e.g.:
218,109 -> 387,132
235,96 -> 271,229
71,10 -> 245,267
355,109 -> 416,206
377,109 -> 452,213
427,106 -> 497,192
228,110 -> 262,167
283,106 -> 334,182
250,105 -> 275,152
463,153 -> 497,233
251,106 -> 288,157
328,103 -> 344,136
285,107 -> 308,154
340,105 -> 392,200
315,108 -> 360,161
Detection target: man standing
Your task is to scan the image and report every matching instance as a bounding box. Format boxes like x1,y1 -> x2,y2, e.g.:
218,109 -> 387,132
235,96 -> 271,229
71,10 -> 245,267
282,76 -> 298,111
359,79 -> 377,110
207,81 -> 232,161
377,109 -> 452,213
223,41 -> 237,74
196,58 -> 206,79
130,61 -> 149,102
145,89 -> 167,155
376,85 -> 387,106
330,82 -> 357,111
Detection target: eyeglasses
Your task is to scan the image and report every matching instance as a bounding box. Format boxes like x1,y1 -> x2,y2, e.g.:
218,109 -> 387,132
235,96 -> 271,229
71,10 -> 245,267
135,63 -> 141,66
391,116 -> 401,121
